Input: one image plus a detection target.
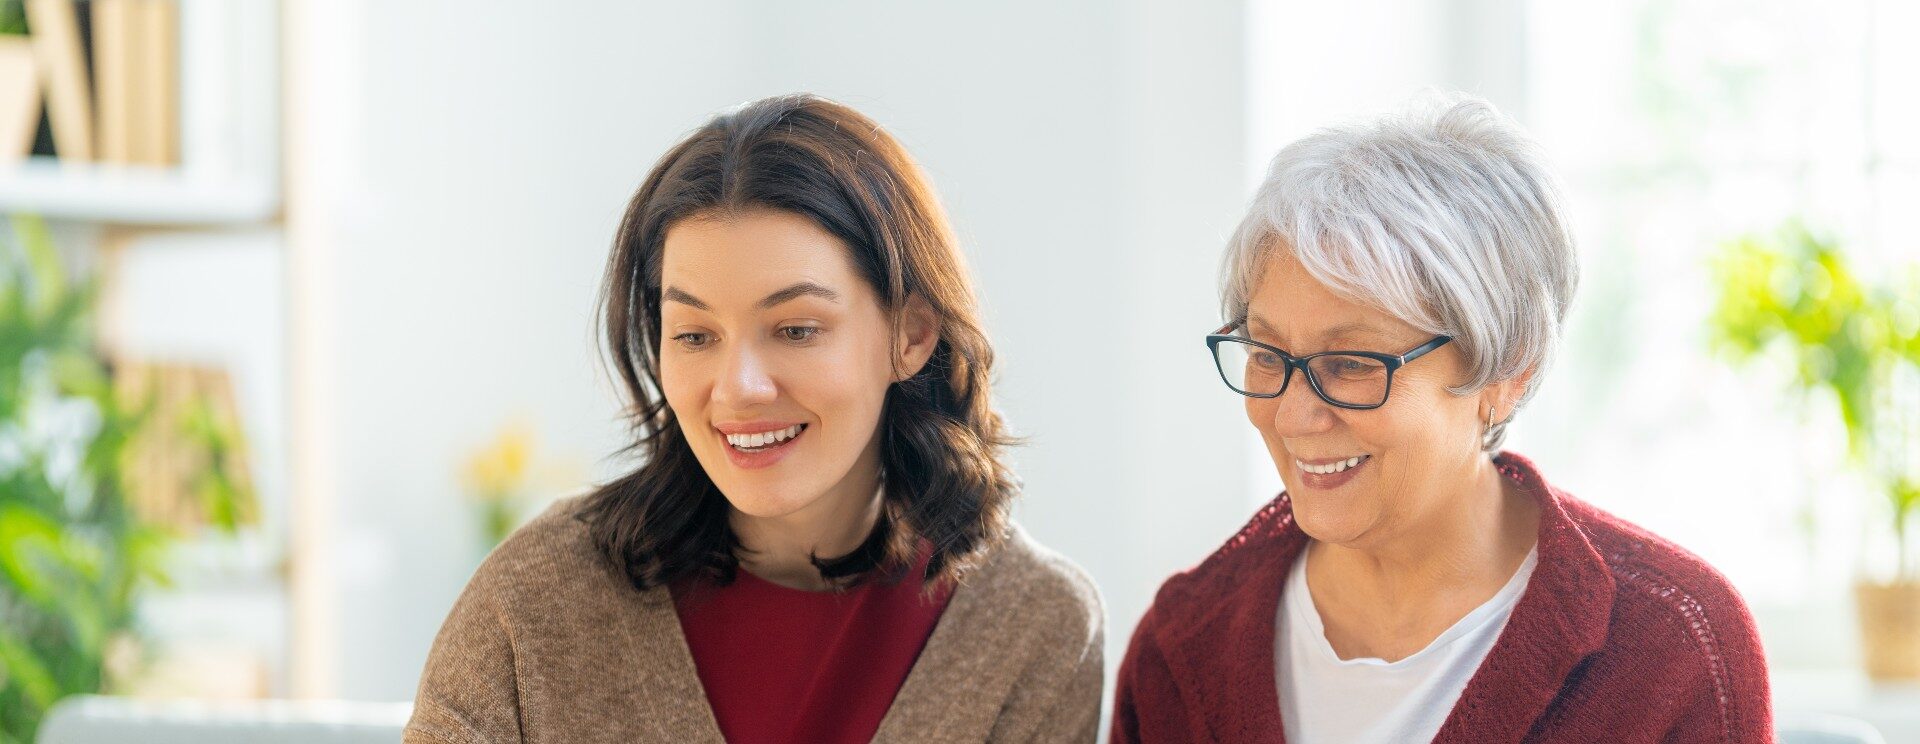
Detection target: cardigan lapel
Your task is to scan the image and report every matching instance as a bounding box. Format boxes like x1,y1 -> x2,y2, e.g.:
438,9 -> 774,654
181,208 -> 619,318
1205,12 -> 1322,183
1430,452 -> 1615,743
617,587 -> 730,744
871,527 -> 1027,743
1161,497 -> 1307,743
609,530 -> 1033,744
1160,452 -> 1615,744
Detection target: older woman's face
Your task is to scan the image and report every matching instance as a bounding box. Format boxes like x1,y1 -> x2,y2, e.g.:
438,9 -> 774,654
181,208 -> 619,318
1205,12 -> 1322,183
1243,251 -> 1504,549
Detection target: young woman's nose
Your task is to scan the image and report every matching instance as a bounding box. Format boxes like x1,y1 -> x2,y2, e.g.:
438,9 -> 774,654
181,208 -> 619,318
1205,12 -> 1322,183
712,342 -> 778,409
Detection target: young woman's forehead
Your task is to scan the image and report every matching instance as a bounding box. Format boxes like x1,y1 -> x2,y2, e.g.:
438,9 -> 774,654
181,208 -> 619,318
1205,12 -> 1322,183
659,213 -> 872,308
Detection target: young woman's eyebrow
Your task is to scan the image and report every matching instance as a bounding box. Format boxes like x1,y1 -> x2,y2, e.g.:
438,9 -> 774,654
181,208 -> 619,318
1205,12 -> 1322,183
662,286 -> 708,310
757,282 -> 840,309
662,283 -> 839,311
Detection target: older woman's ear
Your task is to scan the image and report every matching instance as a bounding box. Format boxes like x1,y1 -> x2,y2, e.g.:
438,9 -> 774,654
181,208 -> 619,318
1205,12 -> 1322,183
1482,366 -> 1537,428
894,293 -> 940,381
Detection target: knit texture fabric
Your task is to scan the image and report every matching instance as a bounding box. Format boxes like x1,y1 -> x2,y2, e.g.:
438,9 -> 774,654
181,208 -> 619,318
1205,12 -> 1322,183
1112,451 -> 1774,743
406,496 -> 1105,744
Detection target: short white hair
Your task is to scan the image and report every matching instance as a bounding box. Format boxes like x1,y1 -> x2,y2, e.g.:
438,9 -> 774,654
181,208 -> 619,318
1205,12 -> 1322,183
1222,93 -> 1578,450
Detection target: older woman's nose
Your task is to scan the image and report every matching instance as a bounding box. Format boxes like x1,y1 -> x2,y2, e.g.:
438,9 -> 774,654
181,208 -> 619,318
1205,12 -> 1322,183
713,344 -> 778,409
1265,378 -> 1337,437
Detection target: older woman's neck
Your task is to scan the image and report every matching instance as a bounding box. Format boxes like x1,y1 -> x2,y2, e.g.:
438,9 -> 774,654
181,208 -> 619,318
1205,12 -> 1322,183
1319,456 -> 1539,594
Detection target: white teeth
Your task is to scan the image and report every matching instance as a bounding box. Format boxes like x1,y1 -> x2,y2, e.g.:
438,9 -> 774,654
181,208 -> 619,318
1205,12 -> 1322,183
725,424 -> 804,449
1296,455 -> 1366,475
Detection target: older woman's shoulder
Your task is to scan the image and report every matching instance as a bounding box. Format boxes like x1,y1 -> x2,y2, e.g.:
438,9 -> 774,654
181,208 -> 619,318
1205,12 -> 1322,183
1557,494 -> 1767,663
1559,496 -> 1752,613
1145,494 -> 1299,620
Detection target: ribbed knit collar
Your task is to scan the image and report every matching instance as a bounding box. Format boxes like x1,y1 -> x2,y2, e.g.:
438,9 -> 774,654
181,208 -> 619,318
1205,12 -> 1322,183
1148,451 -> 1617,743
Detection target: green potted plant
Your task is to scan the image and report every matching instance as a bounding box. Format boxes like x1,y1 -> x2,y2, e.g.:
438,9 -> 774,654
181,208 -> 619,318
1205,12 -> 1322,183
1707,221 -> 1920,682
0,215 -> 254,743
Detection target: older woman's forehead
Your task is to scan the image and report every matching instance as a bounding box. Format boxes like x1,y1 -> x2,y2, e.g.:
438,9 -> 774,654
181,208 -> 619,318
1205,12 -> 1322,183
1246,255 -> 1423,342
1247,311 -> 1409,345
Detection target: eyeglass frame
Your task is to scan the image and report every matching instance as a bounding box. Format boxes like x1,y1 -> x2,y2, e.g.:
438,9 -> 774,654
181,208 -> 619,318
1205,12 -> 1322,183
1204,322 -> 1454,410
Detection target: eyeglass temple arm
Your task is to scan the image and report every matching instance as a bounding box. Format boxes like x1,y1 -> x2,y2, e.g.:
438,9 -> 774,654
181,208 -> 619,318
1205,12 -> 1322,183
1399,335 -> 1454,363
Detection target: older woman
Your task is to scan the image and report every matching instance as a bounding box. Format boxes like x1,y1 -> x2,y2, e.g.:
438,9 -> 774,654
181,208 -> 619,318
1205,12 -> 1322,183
1112,97 -> 1773,743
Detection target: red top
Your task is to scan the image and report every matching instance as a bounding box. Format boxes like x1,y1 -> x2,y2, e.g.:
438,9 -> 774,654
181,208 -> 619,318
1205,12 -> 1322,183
671,553 -> 951,744
1112,451 -> 1775,743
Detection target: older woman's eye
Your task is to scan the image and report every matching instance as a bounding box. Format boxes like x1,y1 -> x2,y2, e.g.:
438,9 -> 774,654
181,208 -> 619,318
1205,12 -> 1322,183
1253,351 -> 1288,369
671,332 -> 711,350
1322,356 -> 1385,379
779,326 -> 821,343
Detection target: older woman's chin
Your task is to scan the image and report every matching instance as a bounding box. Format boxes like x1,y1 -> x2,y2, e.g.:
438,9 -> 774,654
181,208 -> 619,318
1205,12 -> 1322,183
1287,499 -> 1379,546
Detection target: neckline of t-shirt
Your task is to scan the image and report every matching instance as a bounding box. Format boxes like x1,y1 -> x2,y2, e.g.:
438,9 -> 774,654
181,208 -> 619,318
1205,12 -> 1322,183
1287,542 -> 1540,669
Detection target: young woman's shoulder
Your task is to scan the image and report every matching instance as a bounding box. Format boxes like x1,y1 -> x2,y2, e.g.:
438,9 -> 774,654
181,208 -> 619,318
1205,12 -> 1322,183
466,494 -> 630,607
884,524 -> 1106,742
974,524 -> 1104,636
407,496 -> 651,744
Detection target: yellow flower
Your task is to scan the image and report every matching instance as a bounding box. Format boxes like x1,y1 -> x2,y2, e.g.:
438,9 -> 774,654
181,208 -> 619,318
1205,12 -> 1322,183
463,419 -> 534,502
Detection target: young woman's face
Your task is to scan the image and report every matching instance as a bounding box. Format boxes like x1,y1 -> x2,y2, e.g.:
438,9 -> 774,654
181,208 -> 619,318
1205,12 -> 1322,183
658,209 -> 931,522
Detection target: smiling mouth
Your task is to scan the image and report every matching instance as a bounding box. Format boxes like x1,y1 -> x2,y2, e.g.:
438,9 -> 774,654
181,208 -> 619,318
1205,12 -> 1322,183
1296,454 -> 1370,475
724,424 -> 806,452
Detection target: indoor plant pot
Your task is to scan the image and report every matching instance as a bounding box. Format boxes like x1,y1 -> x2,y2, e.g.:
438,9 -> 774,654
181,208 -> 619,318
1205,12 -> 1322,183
1857,581 -> 1920,681
1709,222 -> 1920,683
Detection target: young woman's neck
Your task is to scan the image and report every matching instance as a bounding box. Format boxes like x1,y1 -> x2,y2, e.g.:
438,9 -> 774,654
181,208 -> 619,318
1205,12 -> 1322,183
730,451 -> 886,592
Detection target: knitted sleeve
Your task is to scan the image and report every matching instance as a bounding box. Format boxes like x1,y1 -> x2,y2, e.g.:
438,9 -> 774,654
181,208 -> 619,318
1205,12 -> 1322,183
984,544 -> 1107,744
1005,613 -> 1105,743
405,573 -> 525,744
1656,580 -> 1776,744
1110,608 -> 1196,744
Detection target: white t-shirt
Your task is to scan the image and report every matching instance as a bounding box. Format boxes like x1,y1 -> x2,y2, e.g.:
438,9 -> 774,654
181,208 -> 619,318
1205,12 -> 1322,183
1275,544 -> 1539,744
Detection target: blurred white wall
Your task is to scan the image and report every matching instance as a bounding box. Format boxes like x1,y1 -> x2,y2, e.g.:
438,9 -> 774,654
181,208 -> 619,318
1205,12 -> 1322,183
285,0 -> 1257,701
94,0 -> 1920,730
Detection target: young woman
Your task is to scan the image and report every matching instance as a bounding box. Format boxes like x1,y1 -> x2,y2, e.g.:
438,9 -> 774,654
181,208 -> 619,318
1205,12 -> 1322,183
405,94 -> 1103,744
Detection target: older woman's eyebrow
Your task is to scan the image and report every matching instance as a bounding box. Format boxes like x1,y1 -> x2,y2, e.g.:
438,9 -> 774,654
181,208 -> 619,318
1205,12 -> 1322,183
1247,315 -> 1400,348
662,286 -> 708,310
757,281 -> 840,309
1318,321 -> 1397,343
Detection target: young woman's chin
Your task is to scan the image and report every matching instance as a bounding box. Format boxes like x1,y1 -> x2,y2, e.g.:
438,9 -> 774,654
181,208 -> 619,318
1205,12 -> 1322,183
693,443 -> 835,519
717,482 -> 832,520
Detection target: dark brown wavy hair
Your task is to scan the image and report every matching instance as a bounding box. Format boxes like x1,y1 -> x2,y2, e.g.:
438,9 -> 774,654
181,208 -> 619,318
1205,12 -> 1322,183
576,94 -> 1018,591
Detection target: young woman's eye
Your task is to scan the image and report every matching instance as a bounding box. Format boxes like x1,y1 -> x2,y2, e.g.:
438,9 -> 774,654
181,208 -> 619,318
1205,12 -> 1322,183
778,326 -> 821,343
671,332 -> 712,350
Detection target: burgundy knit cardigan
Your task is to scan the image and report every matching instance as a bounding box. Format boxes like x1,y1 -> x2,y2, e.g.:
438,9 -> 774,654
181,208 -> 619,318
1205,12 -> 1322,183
1111,451 -> 1774,743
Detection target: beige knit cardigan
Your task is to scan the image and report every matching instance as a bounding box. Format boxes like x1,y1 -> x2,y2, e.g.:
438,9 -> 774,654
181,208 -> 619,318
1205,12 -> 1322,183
404,496 -> 1105,743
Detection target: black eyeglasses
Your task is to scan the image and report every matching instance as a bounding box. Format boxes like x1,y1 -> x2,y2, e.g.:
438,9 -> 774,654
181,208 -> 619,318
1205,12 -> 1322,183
1205,323 -> 1452,409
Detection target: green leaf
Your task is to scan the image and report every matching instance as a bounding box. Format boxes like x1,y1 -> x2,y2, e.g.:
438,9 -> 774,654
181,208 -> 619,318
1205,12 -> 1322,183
11,216 -> 65,319
1706,220 -> 1920,551
0,503 -> 69,610
0,623 -> 62,710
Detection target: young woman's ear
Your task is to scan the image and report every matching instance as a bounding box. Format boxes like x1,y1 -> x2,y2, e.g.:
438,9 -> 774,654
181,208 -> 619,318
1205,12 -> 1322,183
894,294 -> 940,381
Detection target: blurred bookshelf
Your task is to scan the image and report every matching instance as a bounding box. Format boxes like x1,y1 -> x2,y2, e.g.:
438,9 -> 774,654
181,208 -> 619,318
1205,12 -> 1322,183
0,156 -> 275,223
0,0 -> 279,226
0,0 -> 291,719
